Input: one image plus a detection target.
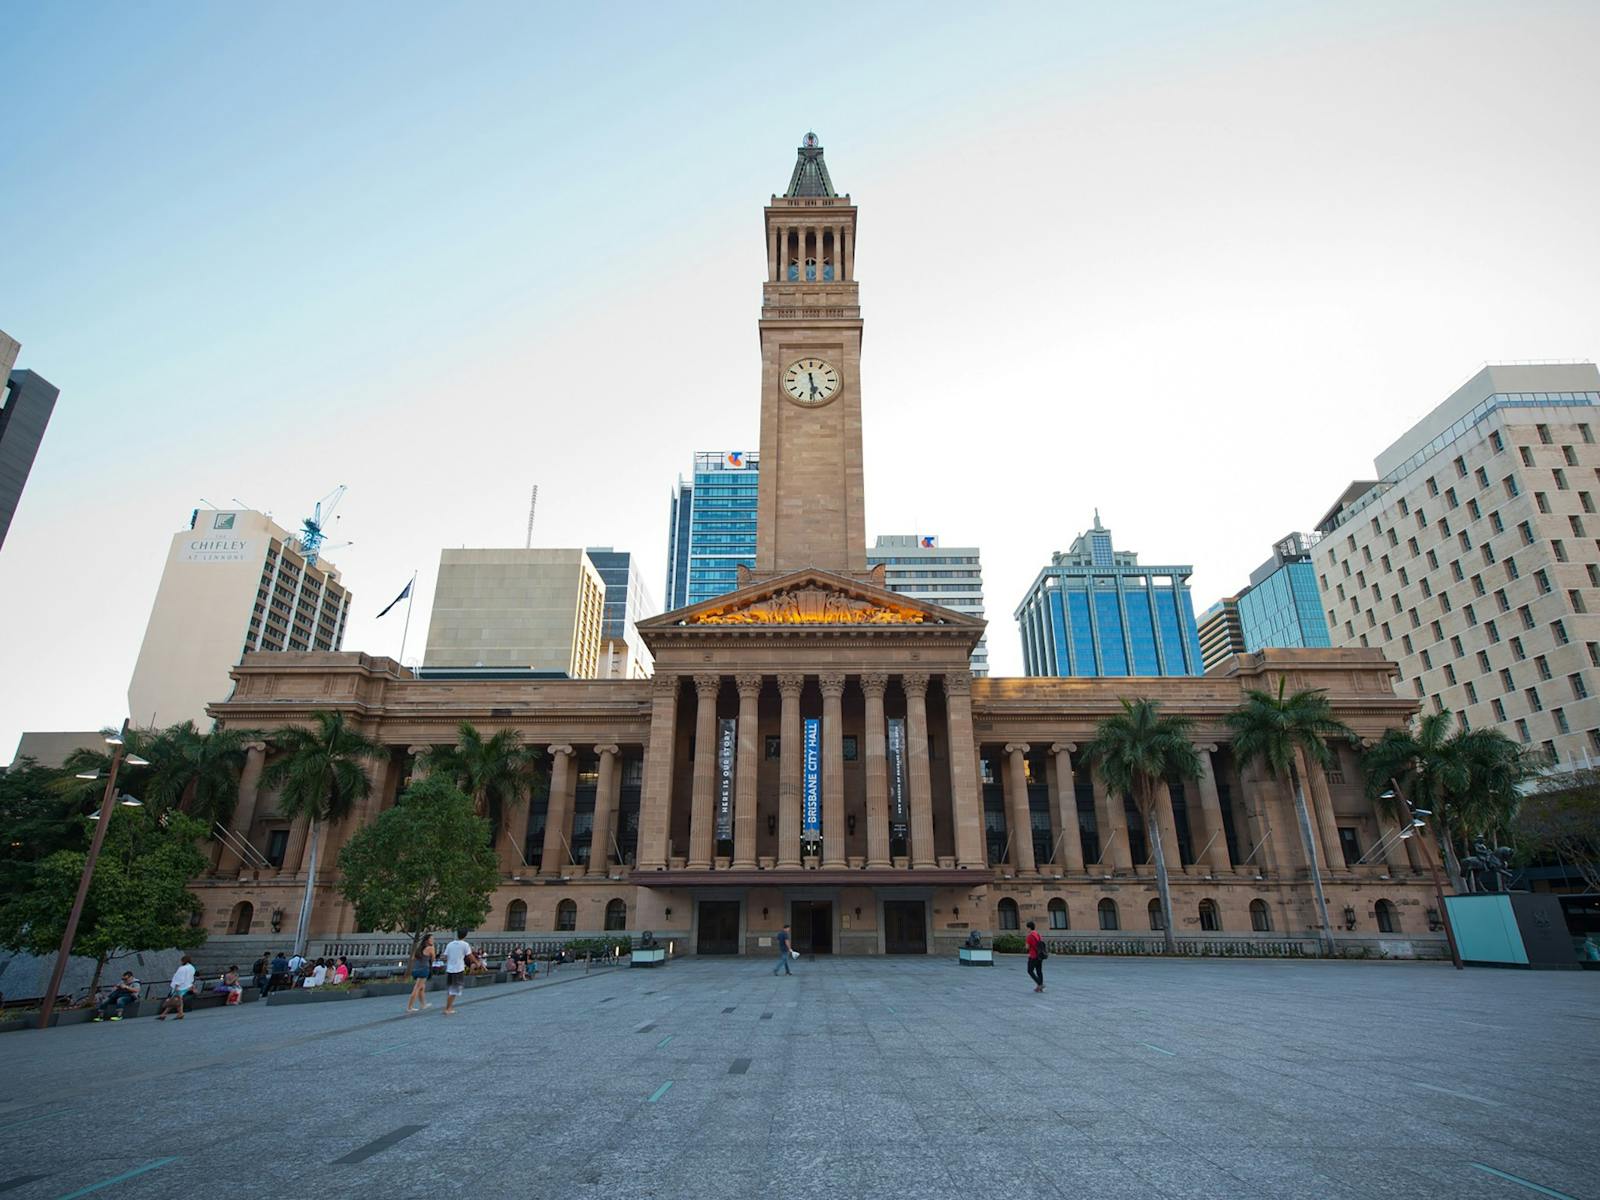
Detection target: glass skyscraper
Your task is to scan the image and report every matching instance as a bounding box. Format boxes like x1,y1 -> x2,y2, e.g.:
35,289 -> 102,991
1015,512 -> 1203,677
1234,536 -> 1332,653
583,548 -> 657,678
664,450 -> 760,610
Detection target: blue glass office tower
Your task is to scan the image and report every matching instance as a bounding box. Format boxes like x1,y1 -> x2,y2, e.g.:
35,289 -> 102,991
1015,512 -> 1203,677
1234,535 -> 1332,653
664,451 -> 761,610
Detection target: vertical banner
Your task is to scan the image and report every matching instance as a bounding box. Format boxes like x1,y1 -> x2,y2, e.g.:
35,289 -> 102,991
886,716 -> 909,840
715,717 -> 736,841
802,717 -> 822,838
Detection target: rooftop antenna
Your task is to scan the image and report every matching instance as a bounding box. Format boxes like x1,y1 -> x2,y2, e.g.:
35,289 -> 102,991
525,484 -> 539,549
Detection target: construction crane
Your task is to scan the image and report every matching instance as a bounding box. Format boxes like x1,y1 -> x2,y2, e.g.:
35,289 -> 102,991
299,485 -> 346,567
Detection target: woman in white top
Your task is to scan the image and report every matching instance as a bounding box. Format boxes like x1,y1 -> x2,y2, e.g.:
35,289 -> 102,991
304,960 -> 328,988
157,956 -> 197,1020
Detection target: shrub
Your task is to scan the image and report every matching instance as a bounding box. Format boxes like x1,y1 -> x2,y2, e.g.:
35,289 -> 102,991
992,933 -> 1028,954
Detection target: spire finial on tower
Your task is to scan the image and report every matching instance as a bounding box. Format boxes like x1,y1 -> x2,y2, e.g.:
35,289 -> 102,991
785,132 -> 836,197
1093,507 -> 1102,530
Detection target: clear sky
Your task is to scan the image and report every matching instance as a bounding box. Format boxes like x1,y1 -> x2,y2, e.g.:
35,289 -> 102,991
2,1 -> 1597,760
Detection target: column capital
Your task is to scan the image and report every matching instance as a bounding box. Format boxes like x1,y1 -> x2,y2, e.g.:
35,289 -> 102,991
1050,741 -> 1077,755
1199,742 -> 1220,755
942,671 -> 973,697
693,673 -> 722,698
735,672 -> 764,698
406,744 -> 432,757
818,671 -> 847,698
652,673 -> 680,697
595,743 -> 620,759
860,672 -> 889,699
777,672 -> 806,697
547,744 -> 575,758
902,671 -> 930,696
1005,742 -> 1031,756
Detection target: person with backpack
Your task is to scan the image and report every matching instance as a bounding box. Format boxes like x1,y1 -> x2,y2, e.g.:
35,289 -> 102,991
1025,920 -> 1047,992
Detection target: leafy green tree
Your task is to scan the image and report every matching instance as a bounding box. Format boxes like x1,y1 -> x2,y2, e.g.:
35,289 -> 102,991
0,807 -> 208,995
1362,711 -> 1531,888
1227,681 -> 1354,955
1083,698 -> 1201,953
419,722 -> 539,852
337,776 -> 499,956
261,711 -> 386,956
1515,767 -> 1600,892
0,757 -> 85,896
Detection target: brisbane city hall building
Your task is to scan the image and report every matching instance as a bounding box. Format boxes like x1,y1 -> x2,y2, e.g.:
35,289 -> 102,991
201,136 -> 1427,958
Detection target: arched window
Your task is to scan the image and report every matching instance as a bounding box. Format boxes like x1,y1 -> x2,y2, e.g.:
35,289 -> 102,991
506,899 -> 527,932
1375,899 -> 1400,933
555,899 -> 577,932
230,901 -> 254,936
997,898 -> 1020,930
1148,898 -> 1165,931
1249,899 -> 1272,932
604,899 -> 627,931
1198,899 -> 1221,932
1048,898 -> 1068,930
1098,898 -> 1119,931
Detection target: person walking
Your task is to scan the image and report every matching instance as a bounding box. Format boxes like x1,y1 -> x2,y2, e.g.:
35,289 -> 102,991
772,923 -> 794,976
1025,920 -> 1046,993
406,934 -> 435,1013
157,956 -> 196,1020
441,928 -> 479,1016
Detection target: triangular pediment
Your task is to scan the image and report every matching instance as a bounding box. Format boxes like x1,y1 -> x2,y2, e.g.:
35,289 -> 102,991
638,567 -> 985,637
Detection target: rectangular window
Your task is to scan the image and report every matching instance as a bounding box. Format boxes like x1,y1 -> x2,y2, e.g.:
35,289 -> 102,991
1489,432 -> 1503,454
764,735 -> 781,760
1472,575 -> 1486,597
1477,650 -> 1492,672
1408,537 -> 1420,557
1420,648 -> 1432,669
1443,664 -> 1456,684
1520,446 -> 1535,466
1572,515 -> 1587,536
1492,698 -> 1507,721
1515,719 -> 1530,743
1431,620 -> 1443,640
1511,636 -> 1525,660
1519,520 -> 1535,544
1555,708 -> 1570,735
1410,610 -> 1421,629
1450,635 -> 1463,656
1482,545 -> 1496,565
1583,491 -> 1597,514
1465,680 -> 1478,703
1490,511 -> 1505,533
1421,578 -> 1432,598
1427,477 -> 1439,497
1468,498 -> 1481,519
1520,605 -> 1535,630
1553,619 -> 1570,645
1537,423 -> 1552,445
1458,531 -> 1472,551
1400,498 -> 1409,516
1564,445 -> 1579,466
1591,565 -> 1600,587
1555,468 -> 1570,490
1536,492 -> 1552,514
1388,529 -> 1399,547
1535,568 -> 1552,594
1455,455 -> 1468,477
1399,566 -> 1410,585
1589,642 -> 1600,668
1425,550 -> 1438,569
1580,424 -> 1594,444
1487,619 -> 1501,643
1401,634 -> 1413,654
1501,668 -> 1516,690
1571,590 -> 1588,613
1504,477 -> 1520,499
1526,687 -> 1543,713
1535,656 -> 1552,681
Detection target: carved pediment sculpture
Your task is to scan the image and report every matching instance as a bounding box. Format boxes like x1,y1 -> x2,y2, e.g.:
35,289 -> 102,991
691,585 -> 926,626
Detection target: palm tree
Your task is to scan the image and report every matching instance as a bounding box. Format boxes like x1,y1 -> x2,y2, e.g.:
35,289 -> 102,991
1363,712 -> 1531,888
1226,680 -> 1353,956
138,722 -> 257,827
1083,698 -> 1201,954
419,723 -> 539,856
261,711 -> 386,956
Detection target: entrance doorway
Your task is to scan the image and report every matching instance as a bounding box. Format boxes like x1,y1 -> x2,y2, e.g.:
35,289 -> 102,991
883,900 -> 927,954
790,900 -> 834,954
696,900 -> 741,955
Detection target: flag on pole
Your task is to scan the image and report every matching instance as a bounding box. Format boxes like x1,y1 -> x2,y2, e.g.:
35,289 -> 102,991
376,578 -> 413,618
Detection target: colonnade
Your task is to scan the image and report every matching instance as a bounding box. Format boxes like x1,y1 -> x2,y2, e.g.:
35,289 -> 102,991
767,221 -> 854,282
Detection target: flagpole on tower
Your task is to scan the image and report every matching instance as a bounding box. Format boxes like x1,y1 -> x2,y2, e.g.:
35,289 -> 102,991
398,569 -> 418,666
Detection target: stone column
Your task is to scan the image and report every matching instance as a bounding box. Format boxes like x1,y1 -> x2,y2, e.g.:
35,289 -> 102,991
282,816 -> 311,878
1152,781 -> 1184,871
637,675 -> 679,870
768,223 -> 779,281
1234,760 -> 1281,876
1049,742 -> 1085,874
819,672 -> 847,867
861,672 -> 891,868
903,673 -> 936,868
943,672 -> 986,868
1194,746 -> 1233,871
218,740 -> 268,876
541,745 -> 575,875
589,744 -> 620,876
1303,752 -> 1346,872
733,674 -> 762,869
777,673 -> 804,868
1003,743 -> 1037,876
688,674 -> 721,870
843,224 -> 853,279
406,744 -> 432,785
1092,775 -> 1132,870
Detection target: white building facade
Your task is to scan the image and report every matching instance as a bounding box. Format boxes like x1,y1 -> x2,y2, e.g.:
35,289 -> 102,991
866,534 -> 989,675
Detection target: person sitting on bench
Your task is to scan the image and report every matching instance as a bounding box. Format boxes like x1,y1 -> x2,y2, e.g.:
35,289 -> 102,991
91,972 -> 140,1021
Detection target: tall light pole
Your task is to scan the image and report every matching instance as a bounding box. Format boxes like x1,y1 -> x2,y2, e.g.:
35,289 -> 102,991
37,723 -> 148,1029
1381,780 -> 1464,971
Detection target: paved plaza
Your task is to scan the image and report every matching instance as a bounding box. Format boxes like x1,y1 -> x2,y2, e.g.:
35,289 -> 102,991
0,956 -> 1595,1199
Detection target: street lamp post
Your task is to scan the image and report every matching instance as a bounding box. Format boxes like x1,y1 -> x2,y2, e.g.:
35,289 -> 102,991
1381,779 -> 1464,971
36,723 -> 147,1029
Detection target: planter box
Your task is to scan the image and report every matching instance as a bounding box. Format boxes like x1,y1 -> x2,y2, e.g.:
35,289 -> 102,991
0,1018 -> 35,1034
631,948 -> 667,967
266,987 -> 366,1006
362,981 -> 413,998
55,1010 -> 97,1026
958,948 -> 994,966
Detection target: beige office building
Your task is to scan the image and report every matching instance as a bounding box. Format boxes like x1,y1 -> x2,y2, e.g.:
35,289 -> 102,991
1198,597 -> 1244,672
1313,363 -> 1600,766
423,548 -> 606,677
128,509 -> 351,727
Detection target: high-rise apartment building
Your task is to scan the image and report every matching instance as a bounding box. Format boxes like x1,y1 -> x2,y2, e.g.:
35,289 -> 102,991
1015,513 -> 1203,677
128,509 -> 352,726
664,450 -> 760,610
1312,363 -> 1600,766
423,548 -> 606,677
866,534 -> 989,675
1197,597 -> 1244,672
0,330 -> 59,553
584,548 -> 656,679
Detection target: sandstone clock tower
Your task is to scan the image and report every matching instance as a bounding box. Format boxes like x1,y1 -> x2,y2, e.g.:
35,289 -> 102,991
753,133 -> 868,579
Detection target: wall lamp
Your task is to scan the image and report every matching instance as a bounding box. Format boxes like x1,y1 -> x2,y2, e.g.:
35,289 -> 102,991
1342,906 -> 1357,931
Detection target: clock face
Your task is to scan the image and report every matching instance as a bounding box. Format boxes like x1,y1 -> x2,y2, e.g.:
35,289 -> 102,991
783,358 -> 840,407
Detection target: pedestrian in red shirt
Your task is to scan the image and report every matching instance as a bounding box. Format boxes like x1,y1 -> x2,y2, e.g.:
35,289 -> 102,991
1025,920 -> 1046,993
